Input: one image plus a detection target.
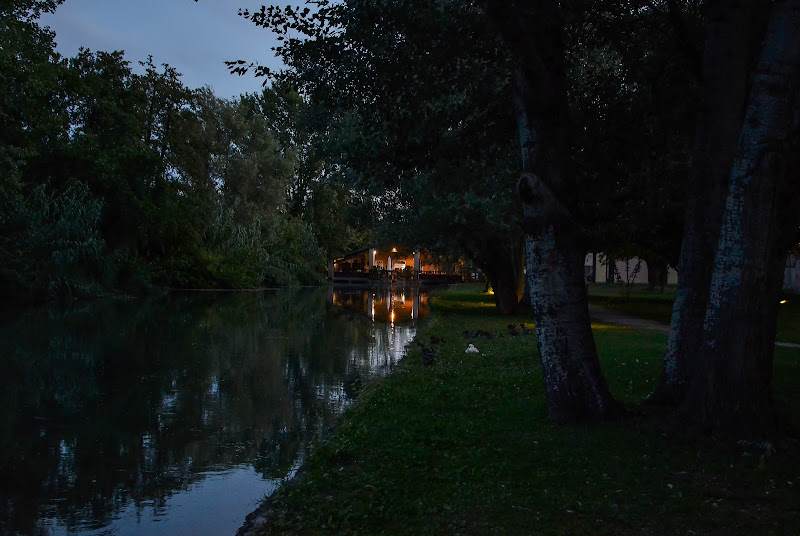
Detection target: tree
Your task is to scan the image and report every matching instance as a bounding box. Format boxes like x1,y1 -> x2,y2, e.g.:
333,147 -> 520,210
236,0 -> 528,314
0,0 -> 68,206
1,0 -> 339,296
64,49 -> 165,254
654,0 -> 767,404
0,0 -> 112,300
569,3 -> 698,290
254,83 -> 319,217
671,0 -> 800,437
168,88 -> 334,287
137,56 -> 191,160
483,0 -> 619,422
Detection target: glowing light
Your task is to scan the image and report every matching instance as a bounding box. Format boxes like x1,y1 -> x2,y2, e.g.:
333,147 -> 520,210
780,300 -> 788,304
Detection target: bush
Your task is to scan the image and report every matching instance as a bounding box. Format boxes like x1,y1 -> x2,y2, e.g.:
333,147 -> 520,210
264,217 -> 325,286
0,182 -> 108,301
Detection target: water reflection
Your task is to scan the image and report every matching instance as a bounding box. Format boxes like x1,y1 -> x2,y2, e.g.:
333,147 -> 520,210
331,286 -> 425,326
0,285 -> 427,536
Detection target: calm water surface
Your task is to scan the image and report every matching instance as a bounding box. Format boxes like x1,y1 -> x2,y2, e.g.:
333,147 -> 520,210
0,286 -> 428,536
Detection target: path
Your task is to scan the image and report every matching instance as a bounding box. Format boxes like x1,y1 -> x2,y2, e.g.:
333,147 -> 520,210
587,305 -> 669,332
588,304 -> 800,348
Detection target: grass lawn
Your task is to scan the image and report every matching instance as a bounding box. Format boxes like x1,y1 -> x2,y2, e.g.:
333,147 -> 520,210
587,282 -> 800,344
255,284 -> 800,535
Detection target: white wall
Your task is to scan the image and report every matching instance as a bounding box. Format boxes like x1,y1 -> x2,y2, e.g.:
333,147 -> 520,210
591,253 -> 678,286
785,253 -> 800,294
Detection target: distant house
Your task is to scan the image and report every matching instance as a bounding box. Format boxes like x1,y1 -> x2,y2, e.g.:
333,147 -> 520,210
785,252 -> 800,294
583,251 -> 800,293
584,253 -> 678,286
329,246 -> 464,284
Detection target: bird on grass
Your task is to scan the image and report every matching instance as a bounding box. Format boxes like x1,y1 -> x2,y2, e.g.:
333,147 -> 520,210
465,344 -> 479,354
417,341 -> 437,366
462,329 -> 497,339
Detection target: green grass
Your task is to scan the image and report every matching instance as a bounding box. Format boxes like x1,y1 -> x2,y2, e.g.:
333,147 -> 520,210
777,296 -> 800,344
256,284 -> 800,535
587,282 -> 800,343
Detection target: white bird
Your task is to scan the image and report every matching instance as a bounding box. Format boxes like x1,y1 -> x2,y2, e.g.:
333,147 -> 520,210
465,344 -> 479,354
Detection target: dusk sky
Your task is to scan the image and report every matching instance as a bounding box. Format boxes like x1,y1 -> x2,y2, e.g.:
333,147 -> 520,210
40,0 -> 291,100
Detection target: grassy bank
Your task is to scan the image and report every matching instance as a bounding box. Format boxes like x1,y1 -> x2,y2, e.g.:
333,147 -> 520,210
255,284 -> 800,535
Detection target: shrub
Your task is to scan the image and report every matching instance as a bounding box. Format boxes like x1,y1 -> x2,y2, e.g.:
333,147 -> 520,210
0,182 -> 108,301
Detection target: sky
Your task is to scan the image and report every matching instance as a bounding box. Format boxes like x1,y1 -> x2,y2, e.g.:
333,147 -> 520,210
39,0 -> 290,100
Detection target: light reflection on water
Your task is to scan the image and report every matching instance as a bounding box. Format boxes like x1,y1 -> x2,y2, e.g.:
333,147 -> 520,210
0,285 -> 428,536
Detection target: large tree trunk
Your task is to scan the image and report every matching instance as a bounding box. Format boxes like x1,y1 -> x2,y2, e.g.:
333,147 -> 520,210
486,0 -> 618,423
676,0 -> 800,437
489,269 -> 520,315
653,0 -> 755,404
483,245 -> 525,315
462,236 -> 525,315
520,173 -> 618,422
644,256 -> 667,293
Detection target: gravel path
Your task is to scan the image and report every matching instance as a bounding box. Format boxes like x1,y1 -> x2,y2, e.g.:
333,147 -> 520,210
587,305 -> 670,332
588,304 -> 800,348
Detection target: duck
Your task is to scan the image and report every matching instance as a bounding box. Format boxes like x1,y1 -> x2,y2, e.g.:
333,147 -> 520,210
417,341 -> 437,366
465,344 -> 479,354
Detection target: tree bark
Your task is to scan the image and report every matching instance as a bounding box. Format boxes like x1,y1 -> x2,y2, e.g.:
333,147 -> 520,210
520,173 -> 618,422
486,0 -> 619,422
484,247 -> 524,315
462,237 -> 525,315
645,256 -> 667,293
653,0 -> 756,404
676,0 -> 800,437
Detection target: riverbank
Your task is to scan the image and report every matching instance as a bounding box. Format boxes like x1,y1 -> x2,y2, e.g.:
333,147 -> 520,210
242,284 -> 800,535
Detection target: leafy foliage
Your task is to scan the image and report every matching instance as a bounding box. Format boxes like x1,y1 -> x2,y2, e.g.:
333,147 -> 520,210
0,0 -> 68,208
569,2 -> 699,270
233,0 -> 701,309
237,0 -> 527,311
0,1 -> 350,300
0,182 -> 106,300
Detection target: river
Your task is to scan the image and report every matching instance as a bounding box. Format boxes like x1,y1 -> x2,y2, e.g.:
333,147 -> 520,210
0,285 -> 428,536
